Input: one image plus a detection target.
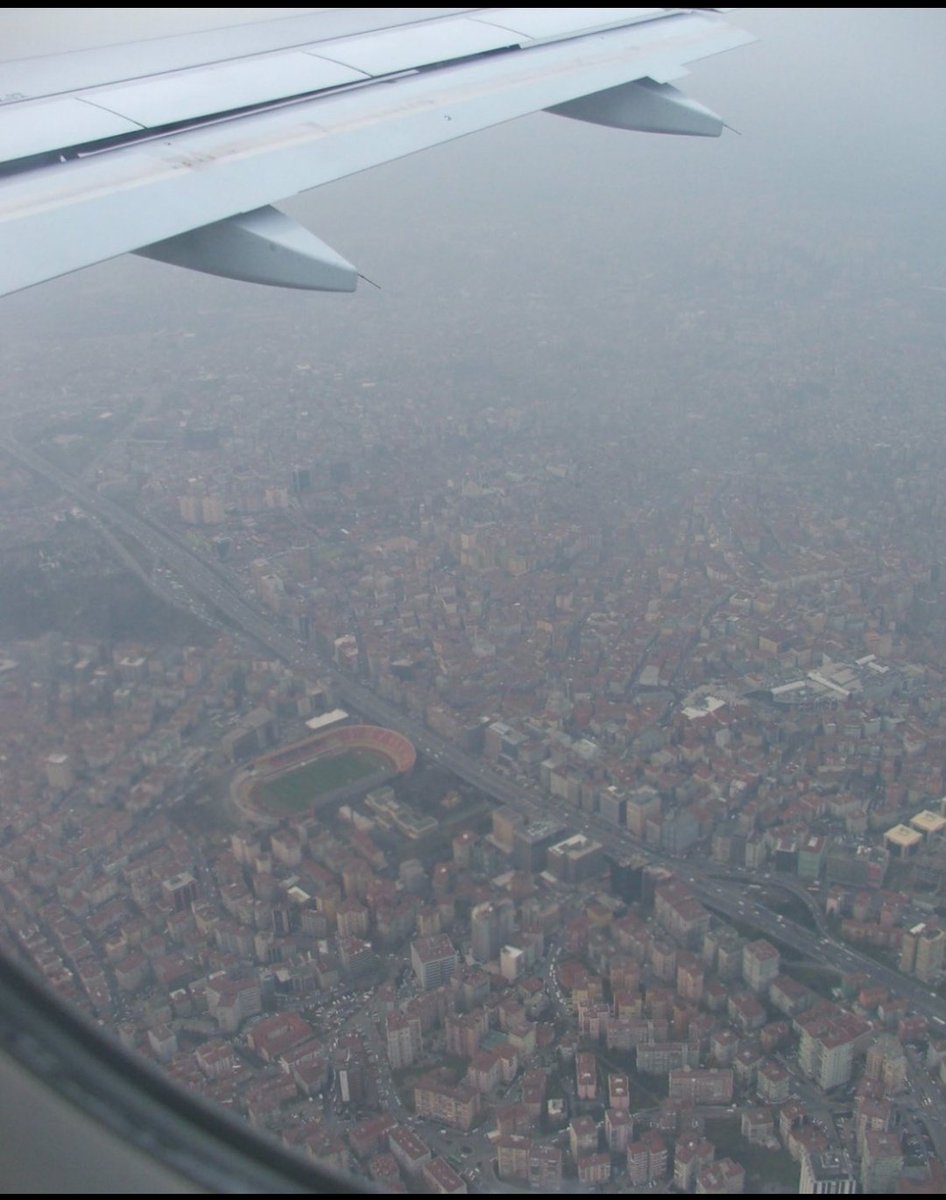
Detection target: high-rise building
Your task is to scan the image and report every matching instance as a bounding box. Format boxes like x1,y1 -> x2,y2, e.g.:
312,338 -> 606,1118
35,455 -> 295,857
576,1052 -> 597,1100
797,835 -> 826,881
799,1149 -> 856,1195
546,834 -> 604,885
654,882 -> 710,948
742,939 -> 780,993
860,1131 -> 902,1194
865,1036 -> 907,1094
900,923 -> 946,982
201,495 -> 224,524
608,1072 -> 630,1111
161,871 -> 198,912
625,787 -> 661,837
45,752 -> 74,791
528,1145 -> 562,1190
291,466 -> 312,494
568,1115 -> 597,1159
411,935 -> 458,991
491,807 -> 521,854
512,819 -> 563,872
607,854 -> 647,903
673,1136 -> 715,1192
496,1134 -> 530,1181
605,1108 -> 633,1152
470,899 -> 514,963
797,1011 -> 865,1092
676,951 -> 705,1003
626,1130 -> 667,1187
178,494 -> 201,524
386,1011 -> 422,1069
598,787 -> 626,828
577,1152 -> 611,1185
500,945 -> 524,982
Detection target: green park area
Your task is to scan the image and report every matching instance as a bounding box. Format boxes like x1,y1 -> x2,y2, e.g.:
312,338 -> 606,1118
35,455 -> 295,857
259,749 -> 387,813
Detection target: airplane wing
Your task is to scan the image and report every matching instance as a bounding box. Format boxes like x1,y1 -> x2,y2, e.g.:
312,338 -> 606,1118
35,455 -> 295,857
0,8 -> 754,298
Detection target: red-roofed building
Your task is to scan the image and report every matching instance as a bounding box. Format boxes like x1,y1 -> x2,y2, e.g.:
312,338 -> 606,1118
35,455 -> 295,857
422,1157 -> 467,1194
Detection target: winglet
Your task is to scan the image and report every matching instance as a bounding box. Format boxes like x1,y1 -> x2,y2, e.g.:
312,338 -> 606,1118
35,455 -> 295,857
135,206 -> 358,291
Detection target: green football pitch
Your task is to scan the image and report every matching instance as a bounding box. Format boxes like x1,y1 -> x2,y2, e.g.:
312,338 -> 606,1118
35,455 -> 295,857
259,749 -> 388,813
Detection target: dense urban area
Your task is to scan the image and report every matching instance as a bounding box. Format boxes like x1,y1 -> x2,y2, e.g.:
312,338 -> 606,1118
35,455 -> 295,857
4,152 -> 946,1194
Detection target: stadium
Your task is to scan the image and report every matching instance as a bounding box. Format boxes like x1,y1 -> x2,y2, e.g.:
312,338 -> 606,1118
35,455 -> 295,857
242,724 -> 416,821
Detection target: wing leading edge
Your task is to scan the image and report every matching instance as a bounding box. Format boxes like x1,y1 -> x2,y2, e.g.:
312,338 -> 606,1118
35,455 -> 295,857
0,7 -> 755,298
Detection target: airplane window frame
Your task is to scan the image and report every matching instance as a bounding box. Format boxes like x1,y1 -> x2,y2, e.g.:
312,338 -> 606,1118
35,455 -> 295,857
0,949 -> 370,1193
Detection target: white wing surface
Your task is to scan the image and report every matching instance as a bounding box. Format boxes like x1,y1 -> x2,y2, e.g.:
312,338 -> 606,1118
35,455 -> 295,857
0,7 -> 754,297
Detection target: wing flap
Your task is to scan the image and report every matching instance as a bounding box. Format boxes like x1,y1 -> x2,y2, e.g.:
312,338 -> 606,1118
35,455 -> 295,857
474,7 -> 665,42
75,53 -> 368,131
0,96 -> 141,163
308,15 -> 520,76
3,10 -> 675,158
0,9 -> 473,101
